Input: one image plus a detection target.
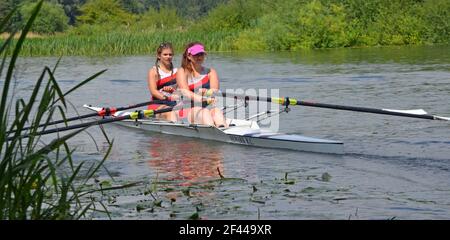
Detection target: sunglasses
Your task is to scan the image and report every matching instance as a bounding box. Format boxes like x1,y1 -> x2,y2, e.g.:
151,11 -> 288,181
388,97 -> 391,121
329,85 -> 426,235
193,52 -> 206,57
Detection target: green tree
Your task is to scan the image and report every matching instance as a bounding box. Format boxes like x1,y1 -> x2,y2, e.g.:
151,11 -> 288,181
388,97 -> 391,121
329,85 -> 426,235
77,0 -> 134,26
20,1 -> 69,34
135,6 -> 182,30
234,0 -> 350,50
121,0 -> 146,14
0,0 -> 24,32
162,0 -> 228,19
417,0 -> 450,43
138,0 -> 228,19
58,0 -> 86,25
195,0 -> 262,31
0,0 -> 14,19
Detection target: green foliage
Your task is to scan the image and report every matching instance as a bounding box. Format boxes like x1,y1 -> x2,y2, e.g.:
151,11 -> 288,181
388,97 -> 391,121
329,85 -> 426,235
357,0 -> 423,45
138,0 -> 228,19
134,6 -> 183,30
234,0 -> 349,50
59,0 -> 87,25
0,0 -> 16,21
0,0 -> 21,18
121,0 -> 147,14
232,0 -> 449,50
77,0 -> 134,26
417,0 -> 450,43
19,1 -> 69,34
4,0 -> 450,55
291,0 -> 349,49
0,0 -> 24,32
193,0 -> 263,32
233,28 -> 267,51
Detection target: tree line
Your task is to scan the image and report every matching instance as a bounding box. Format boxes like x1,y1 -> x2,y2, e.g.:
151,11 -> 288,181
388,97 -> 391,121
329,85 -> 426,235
0,0 -> 227,33
1,0 -> 449,52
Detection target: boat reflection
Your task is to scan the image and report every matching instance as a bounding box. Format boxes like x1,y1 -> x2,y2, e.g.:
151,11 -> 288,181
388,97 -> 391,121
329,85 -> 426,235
147,134 -> 225,187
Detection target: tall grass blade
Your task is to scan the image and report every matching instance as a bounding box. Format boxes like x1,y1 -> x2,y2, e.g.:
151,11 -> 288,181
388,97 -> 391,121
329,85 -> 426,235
7,68 -> 46,143
0,9 -> 17,66
46,67 -> 67,108
53,69 -> 108,105
1,1 -> 43,126
1,0 -> 133,220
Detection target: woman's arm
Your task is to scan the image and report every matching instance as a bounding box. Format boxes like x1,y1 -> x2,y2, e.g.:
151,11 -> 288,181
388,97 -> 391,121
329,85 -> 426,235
198,67 -> 220,97
208,67 -> 219,90
148,67 -> 168,100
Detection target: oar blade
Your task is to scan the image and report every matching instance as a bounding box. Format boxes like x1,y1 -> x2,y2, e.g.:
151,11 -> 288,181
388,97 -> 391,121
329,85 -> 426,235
382,108 -> 449,121
84,104 -> 130,117
435,116 -> 450,121
382,109 -> 428,115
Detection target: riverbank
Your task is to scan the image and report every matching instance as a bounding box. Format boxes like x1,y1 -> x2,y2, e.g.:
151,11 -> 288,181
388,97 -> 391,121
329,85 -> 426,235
3,31 -> 448,57
2,0 -> 449,56
10,30 -> 237,56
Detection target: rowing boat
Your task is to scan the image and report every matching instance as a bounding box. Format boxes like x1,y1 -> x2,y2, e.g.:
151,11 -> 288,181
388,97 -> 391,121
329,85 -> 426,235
11,92 -> 447,154
84,105 -> 344,154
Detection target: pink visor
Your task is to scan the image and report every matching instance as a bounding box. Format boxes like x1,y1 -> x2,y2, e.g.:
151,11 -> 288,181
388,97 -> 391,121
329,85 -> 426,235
188,44 -> 206,55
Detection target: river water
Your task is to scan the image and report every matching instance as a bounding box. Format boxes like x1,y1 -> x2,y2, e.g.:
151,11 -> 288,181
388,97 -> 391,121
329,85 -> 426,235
10,45 -> 450,219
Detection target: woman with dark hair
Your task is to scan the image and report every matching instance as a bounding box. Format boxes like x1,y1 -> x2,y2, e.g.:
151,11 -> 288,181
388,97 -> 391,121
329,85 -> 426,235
176,42 -> 227,127
147,42 -> 178,122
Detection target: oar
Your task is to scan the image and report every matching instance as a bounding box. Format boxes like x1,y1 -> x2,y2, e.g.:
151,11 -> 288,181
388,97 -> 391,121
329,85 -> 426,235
217,92 -> 450,121
6,107 -> 175,141
7,99 -> 177,135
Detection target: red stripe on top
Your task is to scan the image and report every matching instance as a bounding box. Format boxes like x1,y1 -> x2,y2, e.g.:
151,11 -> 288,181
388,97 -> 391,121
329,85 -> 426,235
188,75 -> 209,91
157,74 -> 177,88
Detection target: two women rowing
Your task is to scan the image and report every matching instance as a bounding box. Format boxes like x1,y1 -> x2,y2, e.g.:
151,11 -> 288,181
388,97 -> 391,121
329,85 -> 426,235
147,42 -> 227,127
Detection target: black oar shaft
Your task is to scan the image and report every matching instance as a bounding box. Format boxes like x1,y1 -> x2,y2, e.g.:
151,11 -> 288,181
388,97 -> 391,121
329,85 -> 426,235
8,100 -> 176,134
219,92 -> 439,121
7,116 -> 128,141
7,107 -> 174,141
35,112 -> 98,127
296,101 -> 435,120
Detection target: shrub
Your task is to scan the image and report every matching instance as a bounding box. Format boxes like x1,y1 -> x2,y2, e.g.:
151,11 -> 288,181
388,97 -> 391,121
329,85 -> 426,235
19,1 -> 69,34
77,0 -> 135,26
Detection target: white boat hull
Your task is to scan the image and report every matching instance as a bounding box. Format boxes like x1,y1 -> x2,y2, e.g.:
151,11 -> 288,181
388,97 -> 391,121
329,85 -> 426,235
116,119 -> 343,154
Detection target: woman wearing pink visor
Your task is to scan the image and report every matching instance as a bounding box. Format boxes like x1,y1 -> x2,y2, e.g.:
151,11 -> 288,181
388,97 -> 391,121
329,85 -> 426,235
176,42 -> 227,127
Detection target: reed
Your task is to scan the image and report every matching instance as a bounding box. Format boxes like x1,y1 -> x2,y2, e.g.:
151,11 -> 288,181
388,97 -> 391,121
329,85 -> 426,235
0,0 -> 121,219
12,29 -> 239,57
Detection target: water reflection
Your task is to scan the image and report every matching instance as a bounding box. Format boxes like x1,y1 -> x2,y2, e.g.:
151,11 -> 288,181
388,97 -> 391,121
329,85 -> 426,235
147,135 -> 224,187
